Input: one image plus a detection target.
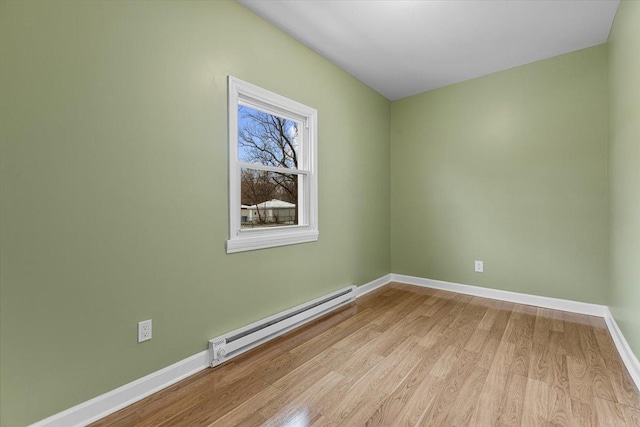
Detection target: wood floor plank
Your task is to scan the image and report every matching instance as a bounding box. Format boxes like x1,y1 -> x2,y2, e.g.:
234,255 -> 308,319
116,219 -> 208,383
331,323 -> 382,350
571,398 -> 598,427
563,312 -> 588,360
447,301 -> 489,351
399,314 -> 434,338
207,382 -> 284,426
417,296 -> 474,348
534,308 -> 552,345
323,337 -> 419,422
489,303 -> 515,339
576,321 -> 619,403
548,381 -> 573,426
219,346 -> 293,385
590,352 -> 619,403
391,374 -> 443,427
338,349 -> 424,425
451,342 -> 512,425
371,293 -> 430,329
288,310 -> 374,358
210,410 -> 267,426
496,373 -> 528,426
443,364 -> 489,426
156,378 -> 274,427
208,410 -> 266,427
511,338 -> 533,377
368,325 -> 413,357
622,403 -> 640,426
310,414 -> 339,427
605,356 -> 640,409
594,396 -> 629,425
211,366 -> 332,426
465,327 -> 491,353
503,305 -> 534,344
361,328 -> 459,427
529,342 -> 552,383
418,322 -> 445,348
532,347 -> 572,427
330,344 -> 385,380
549,308 -> 565,332
360,355 -> 443,426
91,283 -> 640,427
506,306 -> 536,377
478,307 -> 499,331
259,371 -> 344,425
419,349 -> 480,426
269,357 -> 333,392
522,378 -> 550,426
420,294 -> 452,317
477,336 -> 502,370
567,354 -> 593,402
549,330 -> 567,356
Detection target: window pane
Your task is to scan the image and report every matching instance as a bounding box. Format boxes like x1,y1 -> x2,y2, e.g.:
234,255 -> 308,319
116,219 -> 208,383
238,105 -> 300,169
241,168 -> 299,229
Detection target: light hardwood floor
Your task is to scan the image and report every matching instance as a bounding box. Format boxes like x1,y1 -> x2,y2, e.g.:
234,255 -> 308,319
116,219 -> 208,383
92,283 -> 640,426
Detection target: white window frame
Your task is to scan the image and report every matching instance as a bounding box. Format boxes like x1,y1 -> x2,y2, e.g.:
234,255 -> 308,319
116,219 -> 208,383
226,76 -> 318,254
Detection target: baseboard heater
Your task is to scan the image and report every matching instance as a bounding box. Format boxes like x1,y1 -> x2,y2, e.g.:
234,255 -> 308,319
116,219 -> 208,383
208,285 -> 356,367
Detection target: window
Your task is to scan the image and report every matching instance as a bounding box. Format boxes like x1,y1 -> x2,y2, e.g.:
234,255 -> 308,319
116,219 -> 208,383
226,76 -> 318,253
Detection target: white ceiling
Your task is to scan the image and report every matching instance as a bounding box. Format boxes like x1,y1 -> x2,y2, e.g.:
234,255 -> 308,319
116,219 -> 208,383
238,0 -> 619,100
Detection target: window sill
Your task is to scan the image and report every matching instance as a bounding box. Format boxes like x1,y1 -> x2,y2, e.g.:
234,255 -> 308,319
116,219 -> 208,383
226,229 -> 319,254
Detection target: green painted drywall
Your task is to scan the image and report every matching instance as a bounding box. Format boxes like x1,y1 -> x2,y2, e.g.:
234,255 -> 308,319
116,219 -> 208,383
390,45 -> 609,304
0,1 -> 391,425
608,0 -> 640,358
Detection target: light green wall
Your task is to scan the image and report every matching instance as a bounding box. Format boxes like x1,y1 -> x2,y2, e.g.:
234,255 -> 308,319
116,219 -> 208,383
0,1 -> 390,425
608,0 -> 640,358
390,45 -> 609,304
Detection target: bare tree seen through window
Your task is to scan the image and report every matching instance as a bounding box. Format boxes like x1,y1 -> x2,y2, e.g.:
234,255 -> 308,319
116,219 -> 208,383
239,105 -> 299,227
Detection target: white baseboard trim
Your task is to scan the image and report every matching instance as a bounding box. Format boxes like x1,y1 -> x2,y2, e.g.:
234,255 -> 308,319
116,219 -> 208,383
391,273 -> 609,317
603,308 -> 640,391
356,274 -> 393,298
29,350 -> 210,427
30,275 -> 392,427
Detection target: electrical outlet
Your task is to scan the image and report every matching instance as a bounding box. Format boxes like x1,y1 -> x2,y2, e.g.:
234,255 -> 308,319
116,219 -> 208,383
138,319 -> 152,343
475,260 -> 484,273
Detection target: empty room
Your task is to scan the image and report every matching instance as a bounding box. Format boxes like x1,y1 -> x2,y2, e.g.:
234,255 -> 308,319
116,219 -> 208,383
2,0 -> 640,426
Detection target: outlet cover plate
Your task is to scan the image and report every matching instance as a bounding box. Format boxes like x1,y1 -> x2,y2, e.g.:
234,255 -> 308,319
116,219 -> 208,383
138,319 -> 152,343
475,260 -> 484,273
